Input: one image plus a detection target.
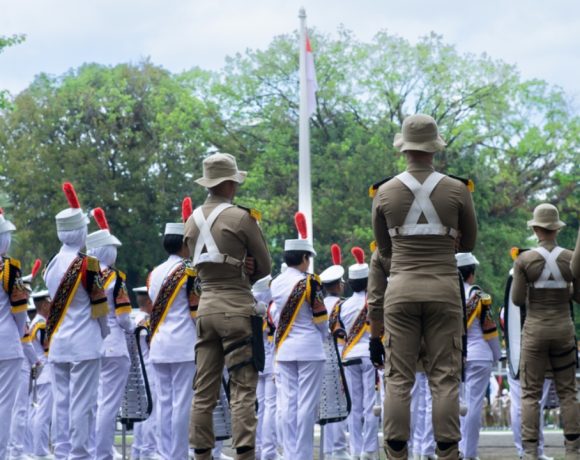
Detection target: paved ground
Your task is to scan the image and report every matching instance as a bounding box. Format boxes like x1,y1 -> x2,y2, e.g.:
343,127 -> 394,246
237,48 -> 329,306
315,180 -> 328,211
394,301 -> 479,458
118,429 -> 567,459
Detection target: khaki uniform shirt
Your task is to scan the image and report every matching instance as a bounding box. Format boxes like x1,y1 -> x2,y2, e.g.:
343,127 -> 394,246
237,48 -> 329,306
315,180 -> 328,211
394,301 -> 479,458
572,229 -> 580,279
184,194 -> 272,317
367,249 -> 390,321
512,240 -> 580,326
372,161 -> 477,306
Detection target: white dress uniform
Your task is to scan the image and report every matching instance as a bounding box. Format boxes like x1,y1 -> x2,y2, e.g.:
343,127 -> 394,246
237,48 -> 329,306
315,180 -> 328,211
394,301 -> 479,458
410,372 -> 435,458
0,225 -> 27,460
253,278 -> 278,460
322,294 -> 349,459
508,373 -> 553,458
131,309 -> 160,460
340,290 -> 379,459
270,266 -> 327,460
95,267 -> 133,460
459,281 -> 501,459
148,254 -> 197,460
45,243 -> 104,460
25,310 -> 54,459
8,332 -> 37,460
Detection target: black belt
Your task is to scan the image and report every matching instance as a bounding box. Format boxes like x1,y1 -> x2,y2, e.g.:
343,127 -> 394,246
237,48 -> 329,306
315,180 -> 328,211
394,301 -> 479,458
342,358 -> 363,367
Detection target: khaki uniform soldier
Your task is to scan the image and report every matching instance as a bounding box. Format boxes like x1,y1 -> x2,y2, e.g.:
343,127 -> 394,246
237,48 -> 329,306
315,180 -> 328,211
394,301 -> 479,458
370,114 -> 477,460
511,204 -> 580,459
185,153 -> 271,460
572,229 -> 580,278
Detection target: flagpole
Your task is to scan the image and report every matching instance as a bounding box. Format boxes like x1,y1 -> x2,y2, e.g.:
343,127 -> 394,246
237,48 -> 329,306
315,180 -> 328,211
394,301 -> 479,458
298,7 -> 314,271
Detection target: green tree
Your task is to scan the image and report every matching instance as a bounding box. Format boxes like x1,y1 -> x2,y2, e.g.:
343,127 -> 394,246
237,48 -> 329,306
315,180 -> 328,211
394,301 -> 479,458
0,34 -> 26,110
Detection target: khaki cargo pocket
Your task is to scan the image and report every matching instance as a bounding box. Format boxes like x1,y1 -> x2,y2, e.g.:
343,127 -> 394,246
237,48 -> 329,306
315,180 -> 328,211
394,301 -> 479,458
451,336 -> 462,377
383,332 -> 392,377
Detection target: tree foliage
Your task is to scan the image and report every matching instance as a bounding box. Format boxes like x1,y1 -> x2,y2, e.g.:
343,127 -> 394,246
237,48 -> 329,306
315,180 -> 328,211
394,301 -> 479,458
0,29 -> 578,330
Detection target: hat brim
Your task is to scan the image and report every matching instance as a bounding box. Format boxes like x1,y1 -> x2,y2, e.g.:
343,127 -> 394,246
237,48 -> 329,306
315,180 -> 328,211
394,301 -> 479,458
527,219 -> 566,230
0,221 -> 16,234
195,171 -> 247,188
393,133 -> 446,153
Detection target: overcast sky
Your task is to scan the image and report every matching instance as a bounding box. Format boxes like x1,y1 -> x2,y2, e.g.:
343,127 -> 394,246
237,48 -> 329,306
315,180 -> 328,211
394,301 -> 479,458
2,0 -> 580,105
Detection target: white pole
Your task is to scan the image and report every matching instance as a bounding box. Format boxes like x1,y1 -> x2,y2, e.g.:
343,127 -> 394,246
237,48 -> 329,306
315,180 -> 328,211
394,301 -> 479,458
298,7 -> 314,271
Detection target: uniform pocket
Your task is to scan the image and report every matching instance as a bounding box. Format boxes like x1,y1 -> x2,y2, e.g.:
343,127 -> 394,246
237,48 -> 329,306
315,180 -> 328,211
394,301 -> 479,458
383,332 -> 392,377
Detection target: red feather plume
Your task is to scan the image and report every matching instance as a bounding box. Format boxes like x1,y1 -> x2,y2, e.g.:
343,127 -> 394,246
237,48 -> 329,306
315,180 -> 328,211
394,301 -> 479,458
92,207 -> 109,230
31,259 -> 42,278
351,246 -> 365,265
294,212 -> 308,239
182,197 -> 193,223
331,244 -> 342,265
0,208 -> 3,215
62,182 -> 81,208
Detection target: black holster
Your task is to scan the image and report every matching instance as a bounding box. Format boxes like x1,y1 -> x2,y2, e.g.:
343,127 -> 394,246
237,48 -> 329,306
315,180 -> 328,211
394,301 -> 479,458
224,315 -> 265,373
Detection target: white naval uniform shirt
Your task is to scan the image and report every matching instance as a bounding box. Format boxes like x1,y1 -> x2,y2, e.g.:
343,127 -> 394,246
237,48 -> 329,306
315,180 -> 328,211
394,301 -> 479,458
44,246 -> 103,363
464,282 -> 493,362
339,290 -> 369,360
101,268 -> 132,358
148,255 -> 196,363
133,310 -> 151,363
0,286 -> 24,360
28,313 -> 51,385
270,267 -> 326,362
254,290 -> 275,375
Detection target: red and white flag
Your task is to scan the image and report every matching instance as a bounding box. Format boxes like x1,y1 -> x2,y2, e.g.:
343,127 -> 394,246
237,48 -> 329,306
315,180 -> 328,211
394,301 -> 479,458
305,36 -> 318,117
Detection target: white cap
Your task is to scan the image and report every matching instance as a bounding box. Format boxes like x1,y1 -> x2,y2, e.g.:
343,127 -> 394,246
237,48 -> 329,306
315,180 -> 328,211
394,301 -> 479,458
348,263 -> 369,280
165,222 -> 185,236
284,238 -> 316,256
132,286 -> 148,294
55,208 -> 89,231
0,213 -> 16,234
320,265 -> 345,284
455,252 -> 480,267
86,229 -> 122,250
252,275 -> 272,294
32,290 -> 50,300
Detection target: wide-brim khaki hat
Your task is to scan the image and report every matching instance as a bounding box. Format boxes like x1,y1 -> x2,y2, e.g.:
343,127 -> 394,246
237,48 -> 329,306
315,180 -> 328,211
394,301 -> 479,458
527,203 -> 566,230
195,153 -> 247,188
393,114 -> 446,153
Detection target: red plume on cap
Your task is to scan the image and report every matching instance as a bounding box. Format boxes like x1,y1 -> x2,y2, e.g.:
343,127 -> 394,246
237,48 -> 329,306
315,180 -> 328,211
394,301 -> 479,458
62,182 -> 81,209
294,212 -> 308,239
92,207 -> 109,230
331,244 -> 342,265
351,246 -> 365,265
182,197 -> 193,223
0,208 -> 3,215
31,259 -> 42,278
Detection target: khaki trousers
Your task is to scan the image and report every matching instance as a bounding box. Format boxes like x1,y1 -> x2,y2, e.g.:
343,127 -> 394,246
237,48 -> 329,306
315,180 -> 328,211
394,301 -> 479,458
383,302 -> 463,446
521,321 -> 580,444
189,313 -> 258,459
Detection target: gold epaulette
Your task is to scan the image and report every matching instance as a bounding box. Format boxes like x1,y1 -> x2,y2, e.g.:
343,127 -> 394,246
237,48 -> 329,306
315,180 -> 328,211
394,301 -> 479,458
370,241 -> 377,253
7,257 -> 21,270
85,255 -> 100,272
510,247 -> 530,261
448,174 -> 475,193
185,267 -> 197,277
237,205 -> 262,223
368,177 -> 393,198
117,270 -> 127,281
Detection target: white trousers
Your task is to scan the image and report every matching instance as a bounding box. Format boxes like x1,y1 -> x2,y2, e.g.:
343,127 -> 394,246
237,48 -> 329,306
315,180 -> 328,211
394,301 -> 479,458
459,360 -> 493,458
51,359 -> 101,460
8,367 -> 31,459
277,360 -> 324,460
508,374 -> 551,456
322,418 -> 349,455
256,373 -> 278,460
132,362 -> 159,459
0,358 -> 22,460
29,382 -> 53,457
410,372 -> 435,456
95,356 -> 131,460
344,358 -> 379,456
153,361 -> 196,460
274,368 -> 284,452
